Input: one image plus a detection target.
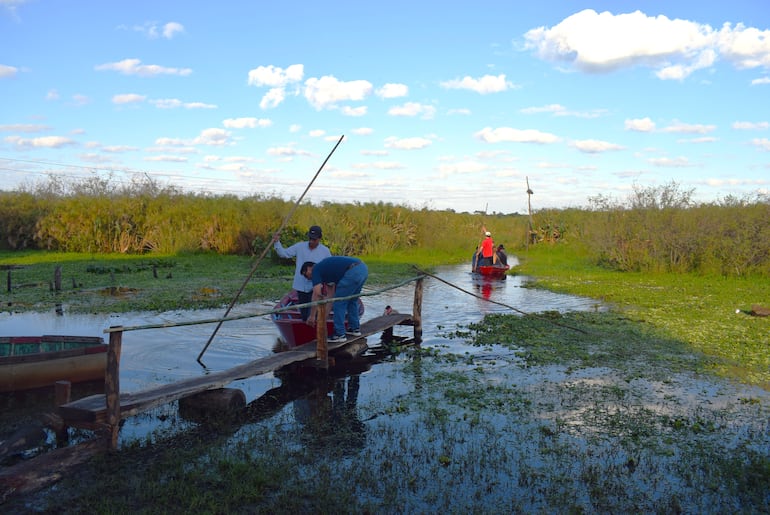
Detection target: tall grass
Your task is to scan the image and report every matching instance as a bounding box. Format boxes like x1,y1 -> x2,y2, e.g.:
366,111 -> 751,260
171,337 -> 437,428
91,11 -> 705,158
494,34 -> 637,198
1,176 -> 768,277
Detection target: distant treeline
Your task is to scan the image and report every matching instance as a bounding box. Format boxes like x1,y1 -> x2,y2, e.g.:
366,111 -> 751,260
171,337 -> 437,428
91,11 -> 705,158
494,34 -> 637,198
1,176 -> 768,276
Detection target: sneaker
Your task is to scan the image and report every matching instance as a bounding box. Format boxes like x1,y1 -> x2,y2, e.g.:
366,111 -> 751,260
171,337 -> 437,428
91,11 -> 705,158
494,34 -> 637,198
327,334 -> 347,343
346,329 -> 362,337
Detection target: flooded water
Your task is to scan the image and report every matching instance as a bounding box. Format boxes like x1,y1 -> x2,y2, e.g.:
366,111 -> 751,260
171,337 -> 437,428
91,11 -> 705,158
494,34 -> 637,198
0,261 -> 602,442
0,261 -> 599,393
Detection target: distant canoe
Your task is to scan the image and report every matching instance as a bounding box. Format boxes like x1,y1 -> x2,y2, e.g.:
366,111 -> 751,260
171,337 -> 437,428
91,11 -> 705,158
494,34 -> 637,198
474,264 -> 510,278
471,252 -> 509,278
271,290 -> 365,348
0,335 -> 107,393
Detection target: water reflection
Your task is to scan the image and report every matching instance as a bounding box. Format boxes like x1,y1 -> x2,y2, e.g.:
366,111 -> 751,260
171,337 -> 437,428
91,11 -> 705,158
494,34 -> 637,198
0,262 -> 601,393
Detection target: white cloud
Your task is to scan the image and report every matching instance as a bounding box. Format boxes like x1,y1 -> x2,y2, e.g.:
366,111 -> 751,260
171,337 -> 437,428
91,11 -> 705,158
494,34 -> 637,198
751,77 -> 770,85
260,88 -> 286,109
113,93 -> 146,105
524,9 -> 719,79
437,160 -> 490,177
475,127 -> 560,144
247,64 -> 304,87
309,129 -> 325,138
440,74 -> 512,93
96,58 -> 192,77
732,121 -> 769,130
303,76 -> 373,110
341,105 -> 368,116
376,83 -> 409,98
352,127 -> 373,136
5,135 -> 76,149
387,102 -> 436,119
716,23 -> 770,69
384,136 -> 432,150
571,139 -> 625,153
0,64 -> 17,78
163,22 -> 184,39
660,121 -> 716,134
625,117 -> 656,132
223,117 -> 272,129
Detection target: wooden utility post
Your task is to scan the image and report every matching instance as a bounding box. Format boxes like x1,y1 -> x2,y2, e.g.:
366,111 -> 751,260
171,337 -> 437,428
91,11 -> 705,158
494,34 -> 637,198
315,303 -> 329,368
105,328 -> 123,450
526,177 -> 534,250
412,278 -> 423,343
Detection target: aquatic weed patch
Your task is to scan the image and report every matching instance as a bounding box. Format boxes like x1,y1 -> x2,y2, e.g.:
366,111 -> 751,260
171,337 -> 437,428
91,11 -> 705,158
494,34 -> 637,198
460,311 -> 713,381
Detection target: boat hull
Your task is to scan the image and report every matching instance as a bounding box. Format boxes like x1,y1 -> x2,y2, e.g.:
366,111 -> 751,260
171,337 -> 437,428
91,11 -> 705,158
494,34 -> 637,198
0,335 -> 107,393
272,290 -> 365,347
474,264 -> 509,278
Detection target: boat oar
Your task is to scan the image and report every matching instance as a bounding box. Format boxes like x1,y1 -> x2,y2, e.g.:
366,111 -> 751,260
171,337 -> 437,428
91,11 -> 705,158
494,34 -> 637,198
197,135 -> 345,365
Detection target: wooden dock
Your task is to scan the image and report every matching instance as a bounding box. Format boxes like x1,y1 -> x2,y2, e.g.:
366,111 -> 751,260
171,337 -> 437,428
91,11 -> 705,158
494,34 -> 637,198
58,312 -> 414,428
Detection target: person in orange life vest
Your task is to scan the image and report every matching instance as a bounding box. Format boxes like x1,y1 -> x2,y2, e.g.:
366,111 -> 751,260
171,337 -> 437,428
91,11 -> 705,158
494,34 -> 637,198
476,231 -> 495,267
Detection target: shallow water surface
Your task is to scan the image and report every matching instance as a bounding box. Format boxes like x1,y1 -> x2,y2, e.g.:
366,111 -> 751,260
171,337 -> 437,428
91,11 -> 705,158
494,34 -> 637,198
0,262 -> 599,393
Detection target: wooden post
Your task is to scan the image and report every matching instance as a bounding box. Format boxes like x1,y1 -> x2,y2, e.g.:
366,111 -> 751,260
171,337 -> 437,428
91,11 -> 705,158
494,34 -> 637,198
54,265 -> 62,292
105,328 -> 123,450
6,270 -> 10,293
54,380 -> 72,445
316,302 -> 328,367
412,278 -> 423,344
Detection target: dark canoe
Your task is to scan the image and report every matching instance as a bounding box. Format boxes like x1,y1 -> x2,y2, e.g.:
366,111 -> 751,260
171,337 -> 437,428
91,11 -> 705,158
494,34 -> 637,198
0,335 -> 107,393
271,290 -> 365,347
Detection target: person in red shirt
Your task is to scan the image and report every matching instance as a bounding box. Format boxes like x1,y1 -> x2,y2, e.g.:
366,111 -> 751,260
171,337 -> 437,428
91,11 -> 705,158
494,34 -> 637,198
476,231 -> 495,267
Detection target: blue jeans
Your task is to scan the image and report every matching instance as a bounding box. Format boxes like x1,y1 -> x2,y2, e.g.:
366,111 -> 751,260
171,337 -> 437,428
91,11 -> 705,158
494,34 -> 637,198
332,262 -> 368,336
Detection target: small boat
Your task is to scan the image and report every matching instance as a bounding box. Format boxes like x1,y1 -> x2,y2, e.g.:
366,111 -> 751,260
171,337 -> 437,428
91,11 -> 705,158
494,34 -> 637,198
471,252 -> 509,278
0,335 -> 107,393
271,290 -> 365,347
474,264 -> 510,278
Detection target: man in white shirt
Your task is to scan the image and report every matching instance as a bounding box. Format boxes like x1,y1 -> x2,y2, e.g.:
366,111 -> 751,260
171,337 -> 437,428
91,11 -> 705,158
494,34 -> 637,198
272,225 -> 332,320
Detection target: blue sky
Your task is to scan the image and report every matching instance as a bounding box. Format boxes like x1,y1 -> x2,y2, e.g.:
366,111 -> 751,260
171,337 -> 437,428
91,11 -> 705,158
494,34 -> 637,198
1,1 -> 769,214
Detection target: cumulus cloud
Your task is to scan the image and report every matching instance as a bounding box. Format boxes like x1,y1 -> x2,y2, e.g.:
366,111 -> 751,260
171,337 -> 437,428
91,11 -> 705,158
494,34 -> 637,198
475,127 -> 560,144
0,64 -> 17,78
376,83 -> 409,98
625,117 -> 656,132
571,139 -> 625,153
387,102 -> 436,119
524,9 -> 770,80
752,77 -> 770,85
248,64 -> 304,87
751,138 -> 770,151
304,75 -> 373,110
96,58 -> 192,77
440,74 -> 512,93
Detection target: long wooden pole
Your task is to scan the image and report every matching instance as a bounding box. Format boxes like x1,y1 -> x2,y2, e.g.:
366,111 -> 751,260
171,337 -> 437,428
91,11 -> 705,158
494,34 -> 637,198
197,135 -> 345,364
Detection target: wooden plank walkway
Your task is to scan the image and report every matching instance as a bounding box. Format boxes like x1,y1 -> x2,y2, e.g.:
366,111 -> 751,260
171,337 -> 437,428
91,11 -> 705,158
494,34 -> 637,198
58,312 -> 413,427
